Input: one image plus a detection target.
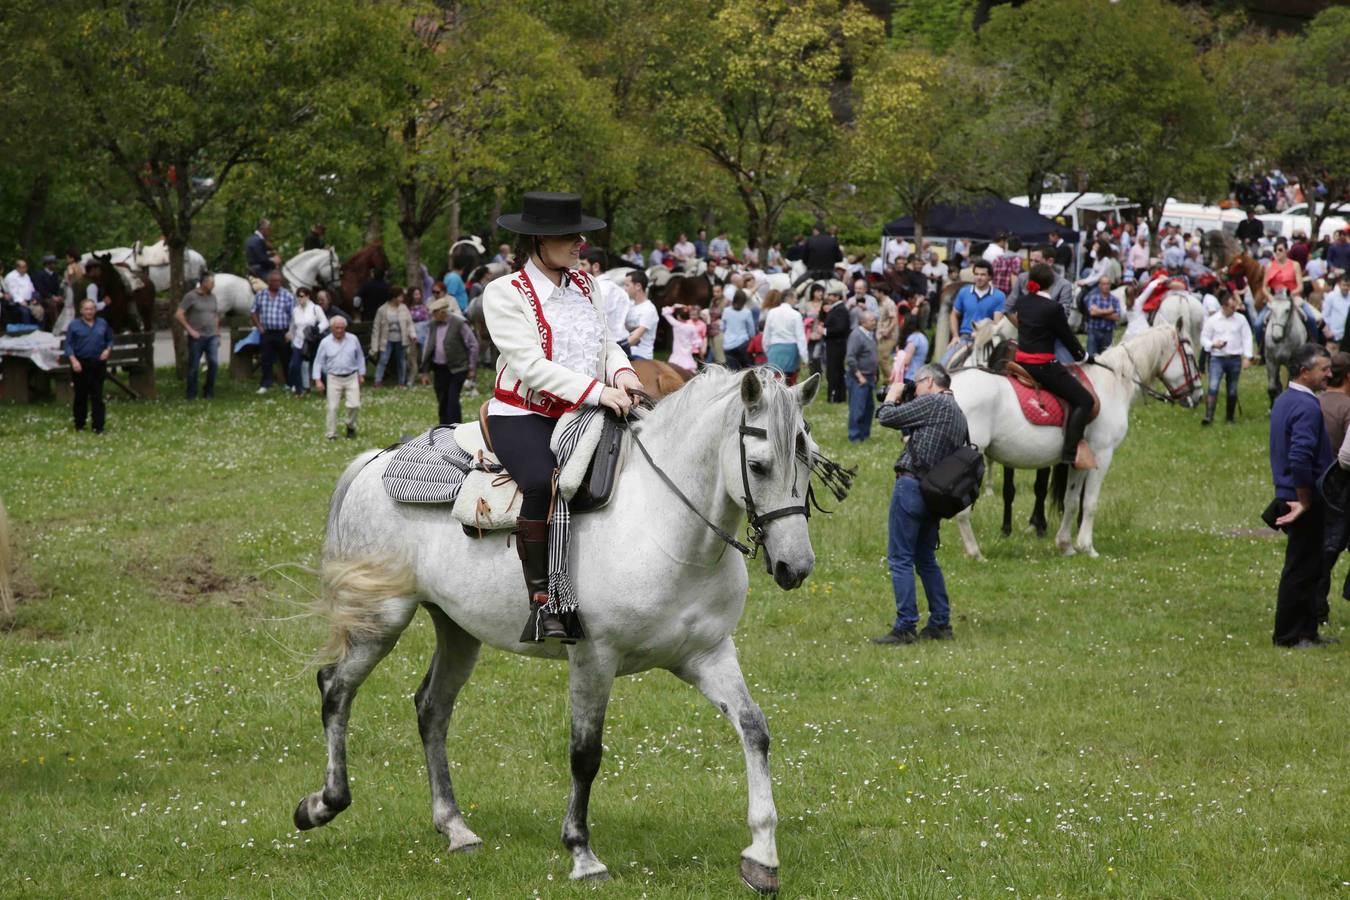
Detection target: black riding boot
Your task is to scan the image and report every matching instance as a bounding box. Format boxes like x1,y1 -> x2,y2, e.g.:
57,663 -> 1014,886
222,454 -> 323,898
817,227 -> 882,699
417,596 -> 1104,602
1062,406 -> 1095,469
1225,395 -> 1238,424
1202,395 -> 1217,426
515,517 -> 569,642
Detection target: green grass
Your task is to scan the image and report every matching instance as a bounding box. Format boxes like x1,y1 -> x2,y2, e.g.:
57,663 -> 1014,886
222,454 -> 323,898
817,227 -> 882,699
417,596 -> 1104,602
1,367 -> 1346,898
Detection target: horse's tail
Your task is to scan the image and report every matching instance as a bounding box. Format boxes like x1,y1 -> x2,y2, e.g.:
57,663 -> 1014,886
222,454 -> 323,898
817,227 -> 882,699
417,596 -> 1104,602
1051,463 -> 1069,513
0,495 -> 13,617
313,451 -> 417,665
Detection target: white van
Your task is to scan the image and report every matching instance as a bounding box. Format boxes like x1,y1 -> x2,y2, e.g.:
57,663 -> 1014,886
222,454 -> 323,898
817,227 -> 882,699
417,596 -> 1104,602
1158,201 -> 1247,238
1257,203 -> 1347,240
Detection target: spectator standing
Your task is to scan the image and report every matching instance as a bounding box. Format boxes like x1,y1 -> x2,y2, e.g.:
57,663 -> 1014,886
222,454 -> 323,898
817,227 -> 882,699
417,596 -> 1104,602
894,315 -> 930,384
443,248 -> 473,313
847,277 -> 878,328
63,298 -> 113,433
250,270 -> 295,394
845,311 -> 879,442
288,287 -> 328,396
991,238 -> 1023,296
1323,273 -> 1350,352
1199,291 -> 1253,425
720,291 -> 756,370
872,363 -> 967,644
762,290 -> 807,383
1049,230 -> 1074,274
1320,352 -> 1350,450
1084,276 -> 1122,354
312,315 -> 366,440
1326,230 -> 1350,276
624,270 -> 658,360
372,286 -> 414,387
921,253 -> 948,300
419,295 -> 478,425
1128,233 -> 1150,275
585,252 -> 632,357
981,234 -> 1008,265
408,286 -> 429,358
1267,344 -> 1333,647
875,288 -> 899,381
942,259 -> 1004,364
1317,354 -> 1350,625
357,267 -> 391,322
176,273 -> 221,400
822,286 -> 852,403
662,305 -> 700,373
694,229 -> 708,261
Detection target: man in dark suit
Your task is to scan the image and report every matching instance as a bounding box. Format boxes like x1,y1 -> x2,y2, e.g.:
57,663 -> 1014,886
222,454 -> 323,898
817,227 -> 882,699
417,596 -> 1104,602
796,223 -> 843,287
1048,230 -> 1073,274
1268,343 -> 1334,648
245,218 -> 278,280
303,223 -> 326,251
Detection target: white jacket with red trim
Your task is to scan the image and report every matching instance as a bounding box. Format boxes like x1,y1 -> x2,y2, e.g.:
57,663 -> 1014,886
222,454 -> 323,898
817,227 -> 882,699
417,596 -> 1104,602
483,263 -> 636,418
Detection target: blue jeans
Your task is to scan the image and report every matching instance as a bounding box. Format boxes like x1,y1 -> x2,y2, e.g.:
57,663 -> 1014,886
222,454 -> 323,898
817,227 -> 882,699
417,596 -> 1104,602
939,335 -> 970,366
888,476 -> 950,633
1207,355 -> 1242,398
186,334 -> 219,399
286,344 -> 310,393
1086,329 -> 1115,355
847,375 -> 875,442
375,341 -> 407,385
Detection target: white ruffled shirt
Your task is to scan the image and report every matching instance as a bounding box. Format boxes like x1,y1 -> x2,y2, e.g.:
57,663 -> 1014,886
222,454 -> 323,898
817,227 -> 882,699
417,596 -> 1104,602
489,259 -> 604,417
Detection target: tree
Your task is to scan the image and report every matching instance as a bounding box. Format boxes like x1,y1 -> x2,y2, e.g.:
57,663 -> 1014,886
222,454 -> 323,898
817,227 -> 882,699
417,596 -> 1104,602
8,0 -> 408,329
851,47 -> 993,243
659,0 -> 883,254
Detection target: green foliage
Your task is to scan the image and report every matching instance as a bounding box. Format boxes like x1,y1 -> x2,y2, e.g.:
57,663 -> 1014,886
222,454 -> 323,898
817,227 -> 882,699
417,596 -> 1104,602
890,0 -> 977,53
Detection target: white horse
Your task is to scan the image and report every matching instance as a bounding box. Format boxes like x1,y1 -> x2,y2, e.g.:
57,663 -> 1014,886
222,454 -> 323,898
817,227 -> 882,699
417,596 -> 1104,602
280,247 -> 342,296
1263,291 -> 1309,406
296,369 -> 828,894
950,324 -> 1202,559
208,273 -> 258,320
85,244 -> 208,292
1150,291 -> 1205,348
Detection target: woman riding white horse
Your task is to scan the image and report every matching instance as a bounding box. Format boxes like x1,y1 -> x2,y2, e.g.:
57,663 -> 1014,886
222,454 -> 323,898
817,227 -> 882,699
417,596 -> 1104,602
484,192 -> 643,641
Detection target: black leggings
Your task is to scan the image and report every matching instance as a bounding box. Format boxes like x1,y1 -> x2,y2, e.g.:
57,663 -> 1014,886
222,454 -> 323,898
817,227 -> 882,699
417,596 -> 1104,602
487,413 -> 558,520
1023,361 -> 1093,412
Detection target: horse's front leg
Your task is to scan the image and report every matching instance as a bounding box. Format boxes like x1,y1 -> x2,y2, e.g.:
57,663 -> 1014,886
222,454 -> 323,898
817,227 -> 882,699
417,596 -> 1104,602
1073,451 -> 1113,558
673,638 -> 779,895
1055,469 -> 1086,557
1030,467 -> 1051,538
563,646 -> 617,882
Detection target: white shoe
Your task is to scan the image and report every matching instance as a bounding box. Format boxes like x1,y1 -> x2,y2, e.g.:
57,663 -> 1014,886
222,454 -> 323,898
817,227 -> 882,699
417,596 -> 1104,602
256,387 -> 268,395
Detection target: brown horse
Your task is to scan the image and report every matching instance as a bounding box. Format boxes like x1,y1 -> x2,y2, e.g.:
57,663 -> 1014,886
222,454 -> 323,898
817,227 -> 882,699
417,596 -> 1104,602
1225,251 -> 1268,310
630,358 -> 692,399
91,254 -> 156,332
338,241 -> 392,316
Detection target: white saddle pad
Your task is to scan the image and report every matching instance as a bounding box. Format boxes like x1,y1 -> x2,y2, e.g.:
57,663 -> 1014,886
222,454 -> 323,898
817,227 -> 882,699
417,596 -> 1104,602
382,408 -> 610,532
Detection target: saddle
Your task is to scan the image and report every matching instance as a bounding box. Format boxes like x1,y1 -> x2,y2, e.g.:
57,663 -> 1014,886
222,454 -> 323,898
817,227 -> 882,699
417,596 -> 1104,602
1004,362 -> 1100,428
381,405 -> 626,534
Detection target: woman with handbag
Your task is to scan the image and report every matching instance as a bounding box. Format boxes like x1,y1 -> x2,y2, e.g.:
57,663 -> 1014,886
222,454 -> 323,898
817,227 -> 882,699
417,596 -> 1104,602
485,192 -> 643,641
288,287 -> 328,396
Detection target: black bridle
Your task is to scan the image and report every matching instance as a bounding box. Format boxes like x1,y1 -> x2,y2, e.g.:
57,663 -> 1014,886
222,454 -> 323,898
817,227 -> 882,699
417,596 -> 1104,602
627,408 -> 854,559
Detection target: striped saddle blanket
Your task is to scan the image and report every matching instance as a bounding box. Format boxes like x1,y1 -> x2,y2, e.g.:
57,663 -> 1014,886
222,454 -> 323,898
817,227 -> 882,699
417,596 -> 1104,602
381,407 -> 609,532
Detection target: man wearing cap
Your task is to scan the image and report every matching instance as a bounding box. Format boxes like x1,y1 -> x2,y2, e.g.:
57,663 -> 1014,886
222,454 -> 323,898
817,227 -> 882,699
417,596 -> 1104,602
419,294 -> 479,425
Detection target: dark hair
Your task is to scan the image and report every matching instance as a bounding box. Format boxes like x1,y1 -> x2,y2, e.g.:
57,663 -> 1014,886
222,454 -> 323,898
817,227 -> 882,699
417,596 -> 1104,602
389,285 -> 405,300
512,234 -> 538,271
451,245 -> 480,274
732,291 -> 746,311
1330,352 -> 1350,387
673,305 -> 690,320
1035,244 -> 1053,258
1029,262 -> 1056,286
1007,236 -> 1022,253
809,283 -> 825,301
971,259 -> 993,275
626,268 -> 648,290
1291,342 -> 1329,376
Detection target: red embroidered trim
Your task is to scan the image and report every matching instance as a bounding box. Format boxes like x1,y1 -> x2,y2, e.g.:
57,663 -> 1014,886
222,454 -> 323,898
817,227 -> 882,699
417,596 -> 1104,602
513,269 -> 553,360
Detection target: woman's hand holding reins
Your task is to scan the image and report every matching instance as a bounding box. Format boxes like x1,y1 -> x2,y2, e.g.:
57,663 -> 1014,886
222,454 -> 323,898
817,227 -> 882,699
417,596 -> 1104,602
599,386 -> 633,417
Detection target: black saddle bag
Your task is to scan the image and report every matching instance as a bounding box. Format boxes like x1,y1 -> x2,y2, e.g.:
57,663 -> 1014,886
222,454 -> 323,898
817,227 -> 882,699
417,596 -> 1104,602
569,413 -> 625,513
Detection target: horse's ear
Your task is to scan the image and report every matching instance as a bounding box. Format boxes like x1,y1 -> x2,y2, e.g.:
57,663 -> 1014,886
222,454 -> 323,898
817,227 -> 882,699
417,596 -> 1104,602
794,372 -> 821,407
741,369 -> 763,409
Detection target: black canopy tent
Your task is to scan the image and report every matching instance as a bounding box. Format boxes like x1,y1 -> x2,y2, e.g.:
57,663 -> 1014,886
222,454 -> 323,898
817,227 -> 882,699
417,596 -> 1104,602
882,197 -> 1065,244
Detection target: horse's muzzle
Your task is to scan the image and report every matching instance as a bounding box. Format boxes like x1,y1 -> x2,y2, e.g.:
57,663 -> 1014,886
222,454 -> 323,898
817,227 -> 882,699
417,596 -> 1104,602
772,559 -> 810,590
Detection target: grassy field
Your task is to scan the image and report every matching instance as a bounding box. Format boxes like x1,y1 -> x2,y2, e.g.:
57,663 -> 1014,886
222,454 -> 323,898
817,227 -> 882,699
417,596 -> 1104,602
2,364 -> 1346,899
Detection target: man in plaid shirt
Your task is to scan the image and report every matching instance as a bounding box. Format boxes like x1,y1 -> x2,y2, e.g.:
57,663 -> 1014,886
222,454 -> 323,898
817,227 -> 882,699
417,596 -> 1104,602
250,269 -> 295,394
991,236 -> 1024,296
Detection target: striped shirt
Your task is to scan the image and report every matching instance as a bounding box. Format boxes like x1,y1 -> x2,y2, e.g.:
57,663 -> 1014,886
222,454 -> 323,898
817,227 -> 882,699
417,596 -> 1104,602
991,252 -> 1022,295
251,288 -> 295,331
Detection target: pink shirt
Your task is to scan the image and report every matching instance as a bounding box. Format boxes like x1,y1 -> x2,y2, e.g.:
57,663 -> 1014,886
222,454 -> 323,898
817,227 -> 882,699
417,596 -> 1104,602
663,308 -> 699,371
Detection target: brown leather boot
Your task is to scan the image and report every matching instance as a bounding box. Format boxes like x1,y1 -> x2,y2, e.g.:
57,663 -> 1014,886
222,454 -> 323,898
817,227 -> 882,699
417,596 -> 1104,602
515,517 -> 567,641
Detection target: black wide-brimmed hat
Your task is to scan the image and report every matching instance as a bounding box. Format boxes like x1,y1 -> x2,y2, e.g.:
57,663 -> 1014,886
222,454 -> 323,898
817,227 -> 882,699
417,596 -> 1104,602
497,191 -> 605,236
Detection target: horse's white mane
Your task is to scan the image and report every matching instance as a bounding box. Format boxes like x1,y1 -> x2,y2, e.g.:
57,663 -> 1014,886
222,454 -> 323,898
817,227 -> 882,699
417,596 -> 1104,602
1098,323 -> 1176,385
638,367 -> 800,463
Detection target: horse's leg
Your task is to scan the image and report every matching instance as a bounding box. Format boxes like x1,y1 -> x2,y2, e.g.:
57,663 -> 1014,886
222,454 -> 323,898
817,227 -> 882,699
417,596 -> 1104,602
1030,468 -> 1050,538
673,639 -> 779,895
562,646 -> 618,882
1055,470 -> 1086,557
955,504 -> 984,560
1000,466 -> 1015,537
1074,451 -> 1113,558
293,597 -> 418,831
1267,359 -> 1280,408
414,603 -> 483,852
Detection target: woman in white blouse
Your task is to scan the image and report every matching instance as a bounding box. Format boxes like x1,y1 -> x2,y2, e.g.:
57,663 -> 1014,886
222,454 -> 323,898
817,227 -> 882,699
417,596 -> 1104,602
761,289 -> 808,384
483,192 -> 644,641
288,287 -> 328,396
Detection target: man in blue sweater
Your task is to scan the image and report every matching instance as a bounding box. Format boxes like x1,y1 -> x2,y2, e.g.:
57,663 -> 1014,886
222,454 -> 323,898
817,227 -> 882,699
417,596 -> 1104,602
1269,343 -> 1334,647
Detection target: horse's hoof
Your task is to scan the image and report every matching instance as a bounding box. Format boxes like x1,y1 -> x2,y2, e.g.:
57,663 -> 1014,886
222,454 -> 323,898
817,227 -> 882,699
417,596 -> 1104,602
293,794 -> 326,831
1060,546 -> 1077,558
1000,526 -> 1012,537
450,837 -> 483,854
740,857 -> 780,895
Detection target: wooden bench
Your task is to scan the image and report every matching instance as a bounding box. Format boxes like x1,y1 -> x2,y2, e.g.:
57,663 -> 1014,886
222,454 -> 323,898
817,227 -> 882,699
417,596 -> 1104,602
229,322 -> 374,382
1,331 -> 155,404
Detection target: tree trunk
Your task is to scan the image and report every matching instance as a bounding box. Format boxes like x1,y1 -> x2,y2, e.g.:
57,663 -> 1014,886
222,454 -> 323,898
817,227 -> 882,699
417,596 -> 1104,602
448,187 -> 461,246
487,191 -> 503,245
17,174 -> 50,258
404,233 -> 422,296
169,239 -> 189,377
738,185 -> 761,265
365,208 -> 383,245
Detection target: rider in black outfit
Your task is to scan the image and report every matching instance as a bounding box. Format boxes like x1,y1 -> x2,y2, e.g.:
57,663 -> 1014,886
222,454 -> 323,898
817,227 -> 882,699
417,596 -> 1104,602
1013,263 -> 1095,469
